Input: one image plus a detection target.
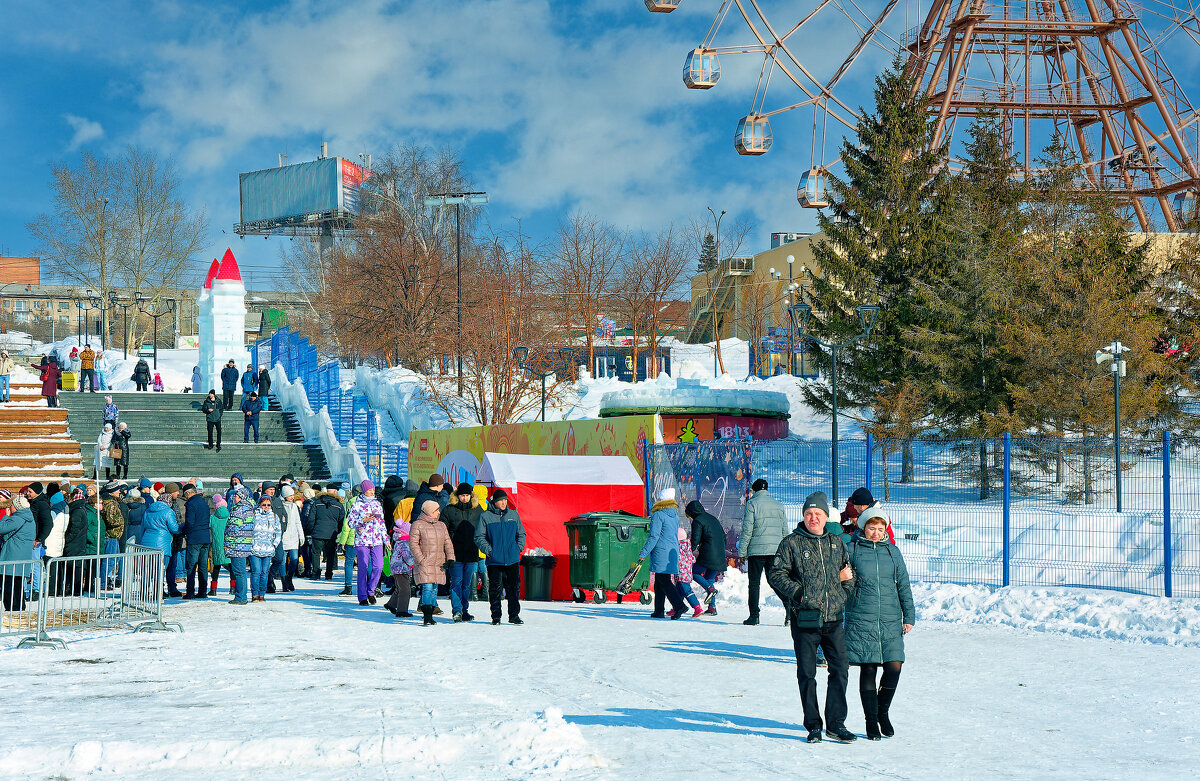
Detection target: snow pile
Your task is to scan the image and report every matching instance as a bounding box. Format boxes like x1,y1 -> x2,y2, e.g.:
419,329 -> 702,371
913,582 -> 1200,647
599,376 -> 791,416
270,363 -> 367,486
104,348 -> 201,393
715,567 -> 1200,647
355,365 -> 450,442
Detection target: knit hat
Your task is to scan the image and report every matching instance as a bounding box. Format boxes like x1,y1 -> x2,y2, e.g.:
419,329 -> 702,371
428,474 -> 444,488
658,487 -> 676,502
138,478 -> 152,490
752,478 -> 769,492
420,499 -> 440,517
29,482 -> 43,495
491,488 -> 508,502
128,489 -> 141,500
281,485 -> 295,498
302,487 -> 315,500
850,487 -> 874,506
212,493 -> 227,507
858,506 -> 889,528
802,491 -> 830,519
455,482 -> 473,496
12,493 -> 29,511
360,479 -> 374,493
102,480 -> 121,494
153,482 -> 166,494
0,489 -> 11,502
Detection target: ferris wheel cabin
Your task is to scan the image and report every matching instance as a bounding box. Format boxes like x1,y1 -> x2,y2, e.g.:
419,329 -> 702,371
734,115 -> 772,156
683,48 -> 720,89
645,0 -> 682,11
797,169 -> 830,208
1174,190 -> 1197,224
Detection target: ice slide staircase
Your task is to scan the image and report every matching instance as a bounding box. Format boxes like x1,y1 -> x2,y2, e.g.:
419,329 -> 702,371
63,391 -> 331,485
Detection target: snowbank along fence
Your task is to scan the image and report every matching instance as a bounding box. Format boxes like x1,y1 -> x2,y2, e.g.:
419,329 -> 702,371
1,544 -> 180,649
645,433 -> 1200,598
253,327 -> 405,486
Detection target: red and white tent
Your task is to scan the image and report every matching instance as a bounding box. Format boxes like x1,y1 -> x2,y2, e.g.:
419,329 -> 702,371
476,452 -> 645,601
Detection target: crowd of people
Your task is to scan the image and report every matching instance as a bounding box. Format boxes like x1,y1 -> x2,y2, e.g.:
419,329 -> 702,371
0,463 -> 915,743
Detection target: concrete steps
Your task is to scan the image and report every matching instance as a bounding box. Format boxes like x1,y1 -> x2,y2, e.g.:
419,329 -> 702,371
58,391 -> 330,483
0,385 -> 86,490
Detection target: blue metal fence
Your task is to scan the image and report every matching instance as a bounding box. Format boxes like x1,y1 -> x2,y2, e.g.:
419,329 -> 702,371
646,433 -> 1200,598
251,327 -> 408,487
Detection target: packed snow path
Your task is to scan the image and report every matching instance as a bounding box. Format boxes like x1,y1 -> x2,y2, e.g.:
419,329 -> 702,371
1,578 -> 1196,779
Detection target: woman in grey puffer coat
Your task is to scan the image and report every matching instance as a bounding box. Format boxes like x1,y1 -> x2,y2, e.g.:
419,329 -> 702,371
844,507 -> 915,741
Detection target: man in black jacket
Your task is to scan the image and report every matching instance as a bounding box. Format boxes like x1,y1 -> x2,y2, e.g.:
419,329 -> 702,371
684,499 -> 727,614
767,491 -> 856,744
220,360 -> 239,410
410,474 -> 448,523
200,390 -> 223,451
180,486 -> 211,598
240,392 -> 264,443
308,487 -> 345,580
442,483 -> 484,622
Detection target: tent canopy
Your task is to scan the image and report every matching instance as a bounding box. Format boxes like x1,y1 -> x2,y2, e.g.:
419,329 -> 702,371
477,453 -> 642,493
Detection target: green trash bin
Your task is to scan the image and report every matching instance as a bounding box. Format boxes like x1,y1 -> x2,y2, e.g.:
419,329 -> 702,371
566,511 -> 652,604
520,554 -> 556,601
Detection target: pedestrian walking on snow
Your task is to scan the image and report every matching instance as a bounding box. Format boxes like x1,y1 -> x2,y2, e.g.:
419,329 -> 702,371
209,494 -> 232,594
180,487 -> 211,598
639,488 -> 687,619
685,499 -> 726,614
278,485 -> 303,592
409,500 -> 455,625
131,358 -> 151,391
442,483 -> 483,621
767,491 -> 857,744
308,486 -> 344,580
224,486 -> 255,604
845,507 -> 915,740
738,478 -> 790,625
347,481 -> 386,605
475,488 -> 526,625
669,525 -> 705,618
384,516 -> 416,617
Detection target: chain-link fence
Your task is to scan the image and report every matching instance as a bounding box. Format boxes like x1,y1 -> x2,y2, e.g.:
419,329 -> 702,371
645,433 -> 1199,597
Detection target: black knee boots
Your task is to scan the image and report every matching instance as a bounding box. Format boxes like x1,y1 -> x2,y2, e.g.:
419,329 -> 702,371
861,686 -> 881,740
877,685 -> 897,737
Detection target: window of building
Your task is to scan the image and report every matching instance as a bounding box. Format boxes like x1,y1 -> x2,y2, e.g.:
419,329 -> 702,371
13,300 -> 26,311
59,315 -> 69,323
58,301 -> 69,310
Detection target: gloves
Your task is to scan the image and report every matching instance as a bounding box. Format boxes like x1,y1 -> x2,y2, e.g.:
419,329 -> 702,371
441,561 -> 454,571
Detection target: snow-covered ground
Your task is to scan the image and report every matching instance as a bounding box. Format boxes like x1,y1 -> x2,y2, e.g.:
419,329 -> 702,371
1,572 -> 1196,779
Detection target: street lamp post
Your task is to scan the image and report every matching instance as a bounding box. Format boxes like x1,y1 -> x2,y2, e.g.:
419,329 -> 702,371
109,292 -> 137,360
135,292 -> 176,371
514,346 -> 575,422
1095,341 -> 1130,512
793,302 -> 881,504
769,267 -> 800,377
425,191 -> 489,396
75,289 -> 101,346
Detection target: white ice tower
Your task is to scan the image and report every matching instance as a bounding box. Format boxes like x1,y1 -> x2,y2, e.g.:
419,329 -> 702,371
198,248 -> 247,392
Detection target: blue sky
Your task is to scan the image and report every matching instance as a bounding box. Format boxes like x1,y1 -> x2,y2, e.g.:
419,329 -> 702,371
9,1 -> 1195,290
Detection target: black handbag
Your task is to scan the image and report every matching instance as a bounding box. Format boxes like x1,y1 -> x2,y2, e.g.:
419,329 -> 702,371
791,608 -> 824,628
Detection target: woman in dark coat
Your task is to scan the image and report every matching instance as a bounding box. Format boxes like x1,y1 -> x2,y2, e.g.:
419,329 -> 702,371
844,507 -> 916,740
132,359 -> 151,392
257,367 -> 272,400
113,423 -> 131,480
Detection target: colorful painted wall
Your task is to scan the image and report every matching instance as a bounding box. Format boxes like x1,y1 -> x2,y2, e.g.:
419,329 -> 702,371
408,415 -> 662,488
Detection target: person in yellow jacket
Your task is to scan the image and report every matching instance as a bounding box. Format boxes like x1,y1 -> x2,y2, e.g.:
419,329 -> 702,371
471,483 -> 489,603
336,483 -> 357,596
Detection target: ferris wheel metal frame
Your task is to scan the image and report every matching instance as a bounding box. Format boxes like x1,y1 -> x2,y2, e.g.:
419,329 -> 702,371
647,0 -> 1200,230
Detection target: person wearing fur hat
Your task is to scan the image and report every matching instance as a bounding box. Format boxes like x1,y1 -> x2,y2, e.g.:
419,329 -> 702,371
738,478 -> 791,625
638,488 -> 687,619
767,490 -> 857,744
409,499 -> 455,625
347,480 -> 386,605
845,506 -> 915,740
474,488 -> 526,625
442,482 -> 484,621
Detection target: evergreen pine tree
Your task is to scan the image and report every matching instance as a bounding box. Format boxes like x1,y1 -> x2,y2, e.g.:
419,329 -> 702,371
697,232 -> 718,274
803,61 -> 949,474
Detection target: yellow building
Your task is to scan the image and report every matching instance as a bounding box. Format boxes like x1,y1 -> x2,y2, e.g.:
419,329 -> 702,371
687,233 -> 824,375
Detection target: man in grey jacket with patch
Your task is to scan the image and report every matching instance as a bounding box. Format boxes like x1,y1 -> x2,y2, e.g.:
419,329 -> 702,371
737,478 -> 790,625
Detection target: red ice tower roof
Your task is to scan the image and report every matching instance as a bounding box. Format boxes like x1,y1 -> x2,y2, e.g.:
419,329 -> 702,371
202,258 -> 220,289
214,248 -> 242,282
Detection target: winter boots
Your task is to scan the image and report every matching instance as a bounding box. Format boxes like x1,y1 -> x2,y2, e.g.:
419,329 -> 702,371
861,687 -> 882,741
824,725 -> 857,743
743,614 -> 760,625
877,686 -> 897,737
421,605 -> 435,626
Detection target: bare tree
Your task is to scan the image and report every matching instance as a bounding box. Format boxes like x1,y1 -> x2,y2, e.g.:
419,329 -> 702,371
27,147 -> 208,349
612,227 -> 690,378
547,213 -> 625,368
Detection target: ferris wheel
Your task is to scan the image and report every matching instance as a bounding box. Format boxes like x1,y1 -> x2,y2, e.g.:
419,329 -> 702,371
645,0 -> 1200,231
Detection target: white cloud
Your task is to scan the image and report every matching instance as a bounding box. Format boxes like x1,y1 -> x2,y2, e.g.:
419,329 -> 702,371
63,113 -> 104,150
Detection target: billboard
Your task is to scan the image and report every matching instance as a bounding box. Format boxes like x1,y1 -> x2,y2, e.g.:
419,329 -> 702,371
407,416 -> 662,488
238,158 -> 375,226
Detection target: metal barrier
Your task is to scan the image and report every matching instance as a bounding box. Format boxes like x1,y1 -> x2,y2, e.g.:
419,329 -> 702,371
1,545 -> 181,649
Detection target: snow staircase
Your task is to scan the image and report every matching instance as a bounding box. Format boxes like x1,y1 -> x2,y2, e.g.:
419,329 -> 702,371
61,391 -> 331,484
0,382 -> 86,490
